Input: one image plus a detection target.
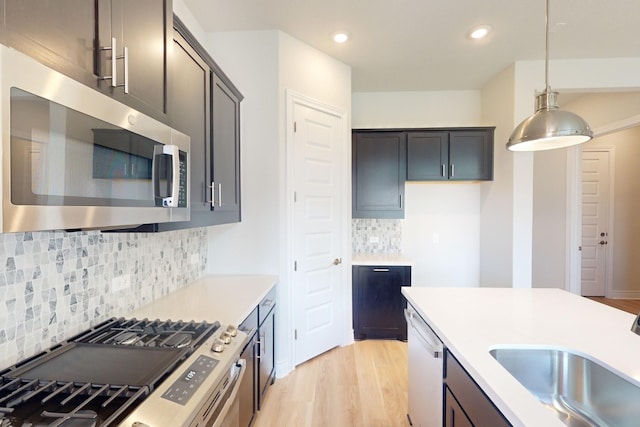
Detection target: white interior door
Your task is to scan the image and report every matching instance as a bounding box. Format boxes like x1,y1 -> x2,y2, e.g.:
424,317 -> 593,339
292,101 -> 343,366
581,150 -> 611,296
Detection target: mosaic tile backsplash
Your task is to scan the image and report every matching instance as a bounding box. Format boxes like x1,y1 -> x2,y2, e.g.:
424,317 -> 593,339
0,228 -> 207,369
352,219 -> 402,254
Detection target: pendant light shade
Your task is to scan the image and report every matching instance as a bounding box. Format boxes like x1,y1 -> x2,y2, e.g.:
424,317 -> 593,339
507,90 -> 593,151
507,0 -> 593,152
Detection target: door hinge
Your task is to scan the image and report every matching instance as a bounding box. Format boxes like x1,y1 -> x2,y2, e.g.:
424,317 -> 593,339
294,261 -> 297,271
294,191 -> 297,202
294,121 -> 297,132
294,329 -> 298,340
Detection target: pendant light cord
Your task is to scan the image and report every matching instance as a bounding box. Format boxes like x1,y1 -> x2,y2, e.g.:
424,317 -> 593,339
545,0 -> 550,92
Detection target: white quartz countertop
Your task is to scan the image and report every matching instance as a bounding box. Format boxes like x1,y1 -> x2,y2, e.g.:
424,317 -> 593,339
127,274 -> 278,327
402,287 -> 640,427
352,253 -> 412,266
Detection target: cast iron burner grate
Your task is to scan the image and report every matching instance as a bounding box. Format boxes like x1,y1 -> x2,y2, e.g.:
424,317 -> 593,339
0,317 -> 220,426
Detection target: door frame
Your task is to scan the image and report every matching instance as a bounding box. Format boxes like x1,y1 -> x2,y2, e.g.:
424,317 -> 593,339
281,90 -> 352,376
567,113 -> 640,295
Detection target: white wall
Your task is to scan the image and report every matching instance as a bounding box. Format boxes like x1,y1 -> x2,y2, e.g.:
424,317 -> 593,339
514,59 -> 640,290
173,0 -> 206,42
480,65 -> 515,287
352,91 -> 481,129
204,30 -> 351,377
352,90 -> 483,287
205,31 -> 281,275
403,183 -> 480,286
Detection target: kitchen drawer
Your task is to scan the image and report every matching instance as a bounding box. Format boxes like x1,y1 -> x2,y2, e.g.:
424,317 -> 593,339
240,306 -> 258,334
258,286 -> 276,325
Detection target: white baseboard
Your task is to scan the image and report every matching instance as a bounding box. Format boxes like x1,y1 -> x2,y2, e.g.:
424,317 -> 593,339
608,290 -> 640,299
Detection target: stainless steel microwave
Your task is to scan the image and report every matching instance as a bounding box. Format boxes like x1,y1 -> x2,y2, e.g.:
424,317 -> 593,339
0,45 -> 190,233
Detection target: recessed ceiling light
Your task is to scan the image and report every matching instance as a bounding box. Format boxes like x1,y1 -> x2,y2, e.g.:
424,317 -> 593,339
469,25 -> 491,39
333,31 -> 350,43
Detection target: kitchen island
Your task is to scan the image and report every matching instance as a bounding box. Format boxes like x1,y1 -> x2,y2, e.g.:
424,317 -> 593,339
402,287 -> 640,427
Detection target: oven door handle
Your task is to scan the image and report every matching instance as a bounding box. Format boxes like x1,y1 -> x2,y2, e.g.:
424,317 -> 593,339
208,359 -> 246,427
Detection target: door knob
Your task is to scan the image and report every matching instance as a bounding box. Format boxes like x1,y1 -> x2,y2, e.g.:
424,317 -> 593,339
333,258 -> 342,265
599,240 -> 608,245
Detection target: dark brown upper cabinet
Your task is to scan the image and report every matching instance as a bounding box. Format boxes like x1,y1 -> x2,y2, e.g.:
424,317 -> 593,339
103,15 -> 242,233
352,131 -> 406,219
5,0 -> 171,123
407,128 -> 494,181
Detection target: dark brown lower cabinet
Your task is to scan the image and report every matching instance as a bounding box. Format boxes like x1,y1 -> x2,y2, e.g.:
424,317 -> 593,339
238,287 -> 276,427
444,387 -> 473,427
444,350 -> 512,427
238,317 -> 258,427
352,265 -> 411,340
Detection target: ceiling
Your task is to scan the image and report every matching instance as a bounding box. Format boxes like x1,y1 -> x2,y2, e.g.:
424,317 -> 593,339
182,0 -> 640,93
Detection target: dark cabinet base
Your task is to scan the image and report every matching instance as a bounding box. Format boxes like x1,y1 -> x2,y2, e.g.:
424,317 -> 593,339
352,265 -> 411,341
444,350 -> 512,427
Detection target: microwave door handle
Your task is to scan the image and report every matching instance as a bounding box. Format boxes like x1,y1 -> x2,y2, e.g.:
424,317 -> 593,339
153,144 -> 180,207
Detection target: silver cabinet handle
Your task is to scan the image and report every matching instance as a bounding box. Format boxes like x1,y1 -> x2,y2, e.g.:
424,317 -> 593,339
122,46 -> 129,94
111,37 -> 118,88
98,37 -> 128,93
98,37 -> 118,87
451,164 -> 455,177
209,182 -> 216,207
373,268 -> 390,272
209,182 -> 223,207
261,298 -> 275,308
441,164 -> 446,177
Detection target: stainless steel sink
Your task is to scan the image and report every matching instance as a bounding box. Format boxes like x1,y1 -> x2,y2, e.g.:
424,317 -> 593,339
489,348 -> 640,427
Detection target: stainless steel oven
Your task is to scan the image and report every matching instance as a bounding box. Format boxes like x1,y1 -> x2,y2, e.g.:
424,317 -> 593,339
0,317 -> 248,427
0,45 -> 190,233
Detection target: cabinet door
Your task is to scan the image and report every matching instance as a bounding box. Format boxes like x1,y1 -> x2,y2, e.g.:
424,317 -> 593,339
353,266 -> 410,340
444,387 -> 473,427
352,132 -> 406,218
106,0 -> 170,121
407,131 -> 449,181
445,350 -> 512,426
449,130 -> 494,181
238,331 -> 257,427
6,0 -> 169,123
5,0 -> 96,84
211,73 -> 242,224
160,31 -> 212,230
258,308 -> 275,409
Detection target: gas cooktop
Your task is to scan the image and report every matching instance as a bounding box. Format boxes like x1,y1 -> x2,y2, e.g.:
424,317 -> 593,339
0,317 -> 221,426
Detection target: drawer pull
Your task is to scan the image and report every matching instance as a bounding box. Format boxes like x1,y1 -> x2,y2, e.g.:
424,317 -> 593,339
373,268 -> 390,272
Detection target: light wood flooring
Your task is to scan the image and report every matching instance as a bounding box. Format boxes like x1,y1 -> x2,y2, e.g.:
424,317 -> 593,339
253,297 -> 640,427
253,339 -> 410,427
587,297 -> 640,315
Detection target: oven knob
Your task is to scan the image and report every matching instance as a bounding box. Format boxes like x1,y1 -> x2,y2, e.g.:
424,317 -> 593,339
211,338 -> 225,353
226,325 -> 238,337
220,332 -> 232,344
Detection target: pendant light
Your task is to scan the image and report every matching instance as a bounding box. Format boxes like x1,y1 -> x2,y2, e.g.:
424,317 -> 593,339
507,0 -> 592,151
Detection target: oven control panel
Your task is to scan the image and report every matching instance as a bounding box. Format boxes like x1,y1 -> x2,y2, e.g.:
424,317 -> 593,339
161,355 -> 219,405
122,326 -> 248,427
